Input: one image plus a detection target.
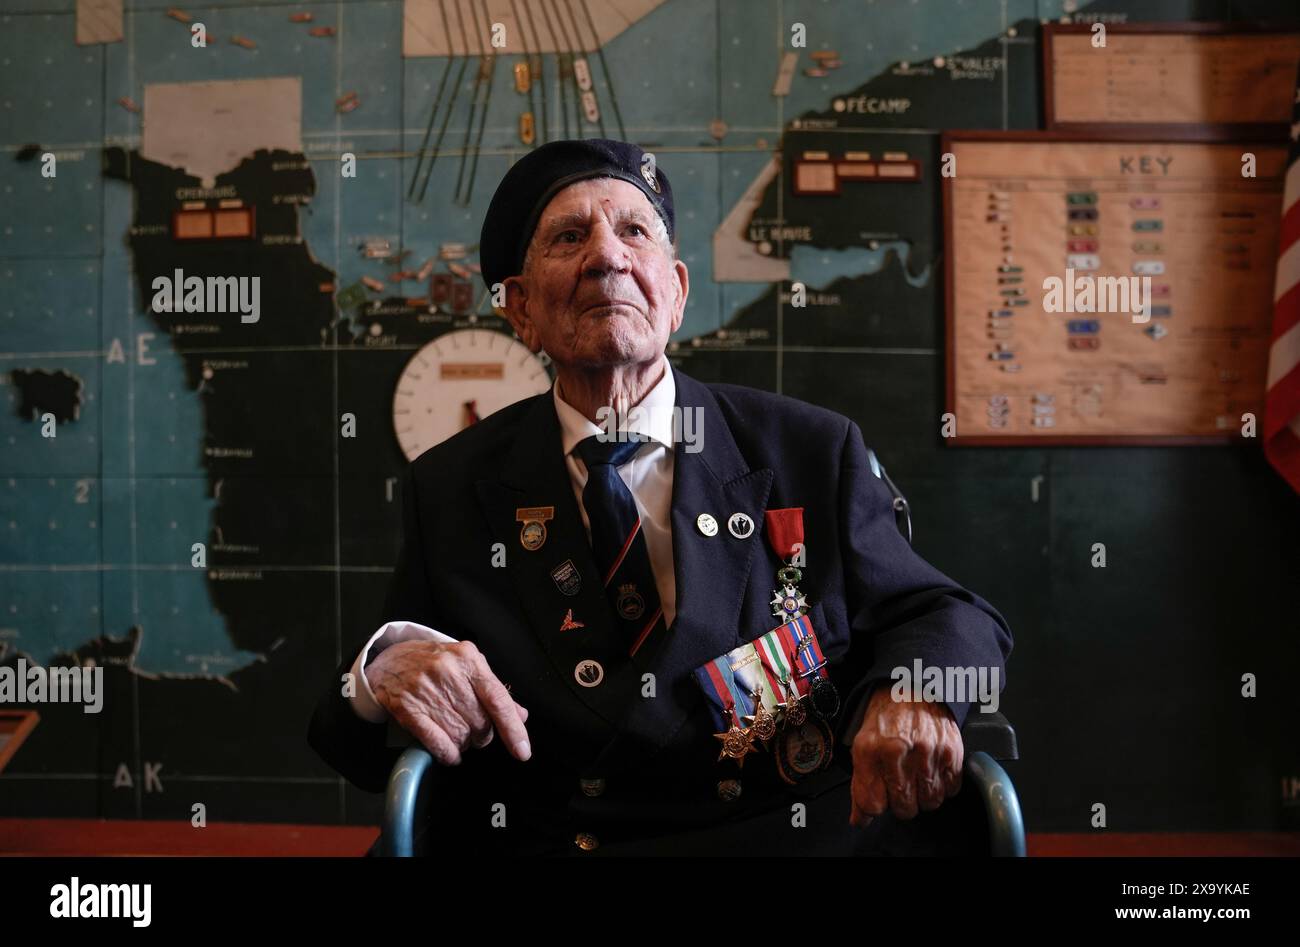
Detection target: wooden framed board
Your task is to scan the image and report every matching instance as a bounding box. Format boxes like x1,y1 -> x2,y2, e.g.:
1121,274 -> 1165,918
942,131 -> 1286,446
1043,22 -> 1300,140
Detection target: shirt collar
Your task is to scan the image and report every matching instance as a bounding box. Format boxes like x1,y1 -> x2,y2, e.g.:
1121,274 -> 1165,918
554,354 -> 677,458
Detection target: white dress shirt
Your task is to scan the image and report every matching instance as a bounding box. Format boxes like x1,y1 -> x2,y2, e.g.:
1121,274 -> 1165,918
348,355 -> 679,723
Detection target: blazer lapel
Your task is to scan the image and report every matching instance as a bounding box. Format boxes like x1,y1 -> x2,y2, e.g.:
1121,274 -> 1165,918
619,367 -> 774,747
475,393 -> 638,734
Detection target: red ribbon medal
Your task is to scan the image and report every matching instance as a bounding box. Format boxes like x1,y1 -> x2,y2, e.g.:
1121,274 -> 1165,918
763,508 -> 804,561
764,508 -> 808,621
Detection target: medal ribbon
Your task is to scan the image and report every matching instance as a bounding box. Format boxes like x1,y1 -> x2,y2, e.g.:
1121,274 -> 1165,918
783,614 -> 827,678
763,507 -> 805,561
754,627 -> 799,698
695,616 -> 830,728
694,653 -> 758,732
755,614 -> 829,698
731,647 -> 781,716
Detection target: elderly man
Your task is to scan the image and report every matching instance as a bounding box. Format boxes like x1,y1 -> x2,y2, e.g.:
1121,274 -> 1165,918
308,138 -> 1012,856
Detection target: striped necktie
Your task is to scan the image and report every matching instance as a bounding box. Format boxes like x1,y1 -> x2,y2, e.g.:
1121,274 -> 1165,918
573,433 -> 668,657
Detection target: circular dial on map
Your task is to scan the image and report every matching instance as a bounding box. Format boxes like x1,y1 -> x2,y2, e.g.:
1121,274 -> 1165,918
392,328 -> 552,461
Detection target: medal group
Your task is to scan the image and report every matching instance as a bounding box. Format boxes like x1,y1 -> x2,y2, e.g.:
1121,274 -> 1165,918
693,508 -> 841,795
516,496 -> 842,798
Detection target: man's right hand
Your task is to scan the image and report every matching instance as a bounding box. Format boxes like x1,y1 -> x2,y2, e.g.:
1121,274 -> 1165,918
364,639 -> 531,765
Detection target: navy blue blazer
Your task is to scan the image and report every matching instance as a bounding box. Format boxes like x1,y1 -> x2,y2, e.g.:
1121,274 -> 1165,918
308,364 -> 1013,855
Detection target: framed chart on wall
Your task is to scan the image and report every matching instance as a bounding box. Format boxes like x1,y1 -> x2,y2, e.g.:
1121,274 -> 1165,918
942,130 -> 1286,446
1043,22 -> 1300,140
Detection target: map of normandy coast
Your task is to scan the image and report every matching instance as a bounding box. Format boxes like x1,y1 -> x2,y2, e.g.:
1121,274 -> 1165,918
0,0 -> 1128,813
101,77 -> 338,679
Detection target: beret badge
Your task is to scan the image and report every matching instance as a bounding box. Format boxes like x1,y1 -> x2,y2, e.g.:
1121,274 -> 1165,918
640,159 -> 661,193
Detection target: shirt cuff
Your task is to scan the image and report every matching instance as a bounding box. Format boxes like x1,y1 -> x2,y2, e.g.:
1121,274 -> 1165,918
348,620 -> 458,723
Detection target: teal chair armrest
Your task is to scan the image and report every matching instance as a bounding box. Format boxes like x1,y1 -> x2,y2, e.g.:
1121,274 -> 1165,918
959,710 -> 1025,857
964,750 -> 1026,857
379,745 -> 435,857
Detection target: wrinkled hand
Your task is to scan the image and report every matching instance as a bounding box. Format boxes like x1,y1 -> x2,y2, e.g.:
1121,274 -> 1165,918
365,639 -> 531,765
849,686 -> 962,827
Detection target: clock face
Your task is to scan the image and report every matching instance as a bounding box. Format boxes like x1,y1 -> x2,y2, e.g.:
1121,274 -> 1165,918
392,328 -> 552,461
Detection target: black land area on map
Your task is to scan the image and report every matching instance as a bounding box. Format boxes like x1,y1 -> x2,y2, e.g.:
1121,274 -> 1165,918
9,368 -> 82,423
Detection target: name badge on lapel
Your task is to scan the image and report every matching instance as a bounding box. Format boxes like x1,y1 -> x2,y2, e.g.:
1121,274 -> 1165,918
516,506 -> 554,551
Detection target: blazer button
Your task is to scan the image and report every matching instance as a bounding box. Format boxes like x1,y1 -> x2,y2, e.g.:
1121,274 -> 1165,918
575,832 -> 599,851
579,777 -> 606,797
717,779 -> 742,802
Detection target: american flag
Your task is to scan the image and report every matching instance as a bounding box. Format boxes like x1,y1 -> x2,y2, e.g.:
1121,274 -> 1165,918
1266,67 -> 1300,495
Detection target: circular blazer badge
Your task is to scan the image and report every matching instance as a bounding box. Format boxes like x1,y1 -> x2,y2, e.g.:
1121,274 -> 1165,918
574,659 -> 604,688
727,512 -> 755,539
521,522 -> 546,550
616,583 -> 645,621
516,506 -> 555,552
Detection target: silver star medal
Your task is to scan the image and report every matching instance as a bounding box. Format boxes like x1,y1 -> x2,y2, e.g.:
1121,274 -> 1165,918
770,583 -> 808,621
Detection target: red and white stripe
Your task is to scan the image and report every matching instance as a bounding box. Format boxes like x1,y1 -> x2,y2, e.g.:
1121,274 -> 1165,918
1265,82 -> 1300,495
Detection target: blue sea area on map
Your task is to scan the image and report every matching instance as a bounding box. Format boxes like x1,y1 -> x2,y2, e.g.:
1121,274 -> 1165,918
1,0 -> 1035,675
790,242 -> 932,290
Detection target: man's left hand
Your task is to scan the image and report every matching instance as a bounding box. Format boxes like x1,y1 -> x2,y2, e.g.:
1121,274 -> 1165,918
849,686 -> 963,827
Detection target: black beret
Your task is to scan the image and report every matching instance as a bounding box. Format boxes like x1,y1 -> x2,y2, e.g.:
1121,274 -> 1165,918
479,138 -> 674,289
